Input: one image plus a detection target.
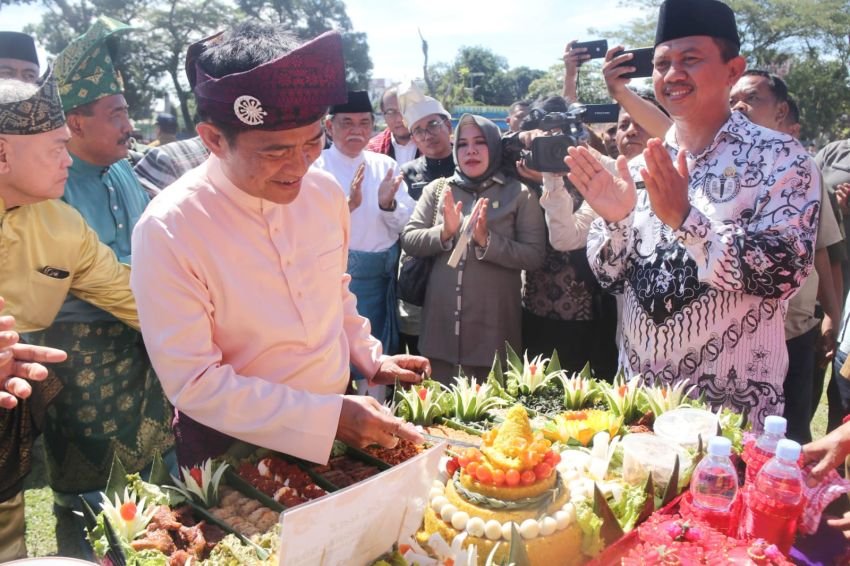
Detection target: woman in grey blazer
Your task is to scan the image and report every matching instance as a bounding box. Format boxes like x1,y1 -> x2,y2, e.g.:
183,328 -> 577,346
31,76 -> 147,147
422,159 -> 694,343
401,114 -> 546,383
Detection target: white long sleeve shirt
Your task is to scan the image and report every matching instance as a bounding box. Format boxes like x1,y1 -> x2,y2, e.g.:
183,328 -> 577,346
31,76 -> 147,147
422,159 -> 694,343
314,145 -> 415,252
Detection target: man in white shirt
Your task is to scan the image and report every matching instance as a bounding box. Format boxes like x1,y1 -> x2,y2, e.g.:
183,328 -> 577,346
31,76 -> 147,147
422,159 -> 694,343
366,86 -> 419,166
315,91 -> 416,397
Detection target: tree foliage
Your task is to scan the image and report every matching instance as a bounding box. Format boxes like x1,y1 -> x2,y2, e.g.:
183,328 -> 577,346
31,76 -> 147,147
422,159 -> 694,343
15,0 -> 371,131
235,0 -> 372,88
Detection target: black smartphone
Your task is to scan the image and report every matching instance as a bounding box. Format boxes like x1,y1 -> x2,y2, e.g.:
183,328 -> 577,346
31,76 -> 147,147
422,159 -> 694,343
580,103 -> 621,124
616,47 -> 655,79
572,39 -> 609,60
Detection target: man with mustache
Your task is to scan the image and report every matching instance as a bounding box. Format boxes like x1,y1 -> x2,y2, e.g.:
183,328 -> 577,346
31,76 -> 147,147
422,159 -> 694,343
565,0 -> 820,431
25,17 -> 173,505
315,91 -> 416,397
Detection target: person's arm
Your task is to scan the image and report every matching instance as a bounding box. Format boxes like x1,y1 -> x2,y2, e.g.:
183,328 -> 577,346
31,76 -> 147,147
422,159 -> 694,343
539,173 -> 600,251
667,149 -> 820,300
378,165 -> 416,234
400,180 -> 452,257
562,40 -> 588,103
602,46 -> 672,139
65,206 -> 139,329
475,185 -> 547,271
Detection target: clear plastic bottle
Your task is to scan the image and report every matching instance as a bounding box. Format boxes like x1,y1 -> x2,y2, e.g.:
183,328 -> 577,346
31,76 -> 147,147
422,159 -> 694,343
756,415 -> 787,455
754,439 -> 803,507
690,436 -> 739,512
744,439 -> 804,551
746,415 -> 788,484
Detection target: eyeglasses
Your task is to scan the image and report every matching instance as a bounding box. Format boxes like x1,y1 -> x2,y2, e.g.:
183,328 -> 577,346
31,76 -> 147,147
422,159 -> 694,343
411,119 -> 447,140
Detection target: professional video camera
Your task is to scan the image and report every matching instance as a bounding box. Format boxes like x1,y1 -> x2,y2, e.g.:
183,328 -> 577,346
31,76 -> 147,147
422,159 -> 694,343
503,103 -> 619,174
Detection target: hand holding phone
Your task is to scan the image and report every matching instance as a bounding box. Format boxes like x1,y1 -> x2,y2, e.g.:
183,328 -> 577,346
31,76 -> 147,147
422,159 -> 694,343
614,47 -> 655,79
570,39 -> 609,64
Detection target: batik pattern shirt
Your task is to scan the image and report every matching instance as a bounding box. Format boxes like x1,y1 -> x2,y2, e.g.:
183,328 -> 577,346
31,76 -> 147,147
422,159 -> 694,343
587,112 -> 820,430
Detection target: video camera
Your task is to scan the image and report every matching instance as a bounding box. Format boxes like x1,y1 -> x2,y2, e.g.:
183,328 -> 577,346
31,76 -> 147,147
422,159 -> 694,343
503,103 -> 619,174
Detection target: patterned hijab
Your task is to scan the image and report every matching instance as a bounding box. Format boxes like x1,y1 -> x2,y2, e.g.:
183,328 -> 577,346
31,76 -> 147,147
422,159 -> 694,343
54,16 -> 132,112
0,69 -> 65,135
451,113 -> 504,191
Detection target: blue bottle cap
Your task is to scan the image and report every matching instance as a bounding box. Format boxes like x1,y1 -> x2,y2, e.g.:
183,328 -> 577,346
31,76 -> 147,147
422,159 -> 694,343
764,415 -> 787,435
707,436 -> 732,457
775,438 -> 801,462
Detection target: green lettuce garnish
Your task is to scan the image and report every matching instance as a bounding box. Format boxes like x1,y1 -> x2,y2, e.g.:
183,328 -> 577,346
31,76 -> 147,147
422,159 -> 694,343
575,500 -> 604,557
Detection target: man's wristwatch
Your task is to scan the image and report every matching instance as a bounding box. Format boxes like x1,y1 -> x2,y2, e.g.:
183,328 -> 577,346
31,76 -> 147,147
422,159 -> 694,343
379,199 -> 397,212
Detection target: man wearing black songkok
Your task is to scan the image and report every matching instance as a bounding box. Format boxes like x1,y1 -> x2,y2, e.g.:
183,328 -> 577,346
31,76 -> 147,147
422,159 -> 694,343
0,31 -> 39,83
564,0 -> 820,431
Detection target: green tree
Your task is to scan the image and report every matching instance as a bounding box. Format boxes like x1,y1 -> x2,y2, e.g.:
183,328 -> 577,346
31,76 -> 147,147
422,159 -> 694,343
235,0 -> 373,88
785,54 -> 850,143
431,46 -> 545,107
526,61 -> 614,105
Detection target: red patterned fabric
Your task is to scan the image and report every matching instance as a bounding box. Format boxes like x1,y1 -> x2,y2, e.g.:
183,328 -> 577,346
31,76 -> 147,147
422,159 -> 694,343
186,31 -> 346,131
367,128 -> 393,156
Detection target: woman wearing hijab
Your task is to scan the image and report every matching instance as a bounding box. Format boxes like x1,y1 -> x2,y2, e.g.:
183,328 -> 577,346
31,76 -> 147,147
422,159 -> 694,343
401,114 -> 546,383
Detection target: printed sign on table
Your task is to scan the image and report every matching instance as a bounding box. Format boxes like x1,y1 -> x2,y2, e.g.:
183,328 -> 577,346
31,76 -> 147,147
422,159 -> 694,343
278,442 -> 446,566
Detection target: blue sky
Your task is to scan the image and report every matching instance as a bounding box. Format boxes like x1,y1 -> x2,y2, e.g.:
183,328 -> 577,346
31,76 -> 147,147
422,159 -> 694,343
2,0 -> 651,81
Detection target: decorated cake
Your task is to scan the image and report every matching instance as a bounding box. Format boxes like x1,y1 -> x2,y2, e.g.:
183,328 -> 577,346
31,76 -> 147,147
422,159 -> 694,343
419,405 -> 583,565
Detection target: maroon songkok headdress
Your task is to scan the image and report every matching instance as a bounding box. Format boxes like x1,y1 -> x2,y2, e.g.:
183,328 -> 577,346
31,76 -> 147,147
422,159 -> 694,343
186,30 -> 347,131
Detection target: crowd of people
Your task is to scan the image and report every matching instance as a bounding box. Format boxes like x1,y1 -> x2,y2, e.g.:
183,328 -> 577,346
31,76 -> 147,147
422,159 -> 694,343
3,0 -> 850,558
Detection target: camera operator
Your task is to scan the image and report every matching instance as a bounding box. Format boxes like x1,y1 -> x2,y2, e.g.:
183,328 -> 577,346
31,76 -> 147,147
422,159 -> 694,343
508,97 -> 617,378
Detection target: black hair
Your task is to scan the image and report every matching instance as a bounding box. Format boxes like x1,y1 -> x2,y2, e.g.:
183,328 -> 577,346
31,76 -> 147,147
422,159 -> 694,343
742,69 -> 789,102
196,20 -> 300,144
712,37 -> 740,62
785,95 -> 800,125
509,100 -> 531,113
536,96 -> 568,114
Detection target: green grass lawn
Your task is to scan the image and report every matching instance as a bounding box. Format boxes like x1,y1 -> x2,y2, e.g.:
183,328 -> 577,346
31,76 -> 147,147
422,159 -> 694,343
22,371 -> 837,558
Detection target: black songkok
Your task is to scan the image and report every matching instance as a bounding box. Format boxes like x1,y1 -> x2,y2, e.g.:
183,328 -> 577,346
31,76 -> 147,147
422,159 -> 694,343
0,31 -> 39,65
655,0 -> 740,48
330,91 -> 373,115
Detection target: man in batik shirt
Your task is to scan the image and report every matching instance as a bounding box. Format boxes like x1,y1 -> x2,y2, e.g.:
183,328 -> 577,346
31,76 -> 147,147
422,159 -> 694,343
565,0 -> 819,430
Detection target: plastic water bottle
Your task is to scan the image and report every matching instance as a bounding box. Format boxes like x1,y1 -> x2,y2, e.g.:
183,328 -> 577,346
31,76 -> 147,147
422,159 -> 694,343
690,436 -> 739,512
746,415 -> 787,484
744,439 -> 804,551
756,415 -> 787,455
754,439 -> 803,507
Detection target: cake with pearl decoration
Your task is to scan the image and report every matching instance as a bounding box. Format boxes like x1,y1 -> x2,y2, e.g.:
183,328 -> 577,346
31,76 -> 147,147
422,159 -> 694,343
419,405 -> 583,565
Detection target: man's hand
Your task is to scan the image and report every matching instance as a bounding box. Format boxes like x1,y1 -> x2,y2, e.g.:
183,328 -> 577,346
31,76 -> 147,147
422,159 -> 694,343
516,161 -> 543,185
640,139 -> 691,230
817,314 -> 837,369
371,354 -> 430,386
441,190 -> 464,243
602,46 -> 636,99
378,168 -> 403,210
836,183 -> 850,216
472,198 -> 490,248
0,299 -> 67,409
336,395 -> 424,449
563,41 -> 590,74
348,163 -> 365,212
565,145 -> 637,223
803,422 -> 850,486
